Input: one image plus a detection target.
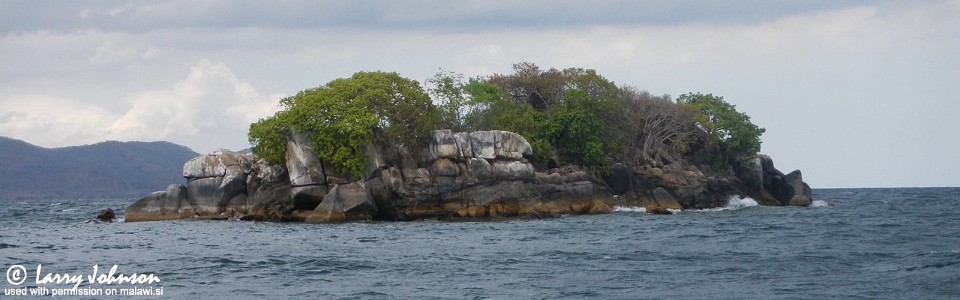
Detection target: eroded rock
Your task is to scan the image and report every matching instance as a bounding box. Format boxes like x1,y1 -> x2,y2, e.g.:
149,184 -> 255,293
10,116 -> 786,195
305,182 -> 378,223
96,208 -> 116,222
128,130 -> 813,224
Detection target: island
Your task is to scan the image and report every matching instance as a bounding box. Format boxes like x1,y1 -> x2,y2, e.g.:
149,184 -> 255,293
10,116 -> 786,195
125,63 -> 812,223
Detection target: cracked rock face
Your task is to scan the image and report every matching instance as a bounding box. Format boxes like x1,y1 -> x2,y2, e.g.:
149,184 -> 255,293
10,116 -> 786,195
363,130 -> 612,221
125,129 -> 812,223
740,154 -> 813,206
126,130 -> 614,222
127,151 -> 294,222
285,131 -> 328,210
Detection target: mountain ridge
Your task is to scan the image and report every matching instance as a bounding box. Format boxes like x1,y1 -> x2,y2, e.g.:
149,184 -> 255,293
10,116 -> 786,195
0,136 -> 199,200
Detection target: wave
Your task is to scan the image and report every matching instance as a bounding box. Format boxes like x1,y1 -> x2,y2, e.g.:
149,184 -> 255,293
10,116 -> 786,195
616,196 -> 758,214
613,206 -> 679,214
693,196 -> 759,212
613,206 -> 646,213
810,200 -> 830,207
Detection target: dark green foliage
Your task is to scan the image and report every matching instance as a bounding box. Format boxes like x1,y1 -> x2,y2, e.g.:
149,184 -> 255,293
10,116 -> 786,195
544,89 -> 609,170
484,63 -> 628,171
250,63 -> 766,178
676,92 -> 765,168
426,72 -> 552,162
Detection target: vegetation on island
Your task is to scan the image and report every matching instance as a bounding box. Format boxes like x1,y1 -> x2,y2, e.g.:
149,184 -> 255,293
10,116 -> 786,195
249,63 -> 765,177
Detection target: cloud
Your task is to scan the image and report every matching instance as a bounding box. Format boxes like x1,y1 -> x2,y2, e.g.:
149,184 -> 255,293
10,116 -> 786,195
1,1 -> 957,187
105,60 -> 282,152
0,60 -> 281,152
1,0 -> 881,34
0,96 -> 117,147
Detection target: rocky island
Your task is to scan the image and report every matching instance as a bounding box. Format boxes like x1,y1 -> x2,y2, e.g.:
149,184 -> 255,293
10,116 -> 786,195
125,64 -> 813,223
125,129 -> 811,223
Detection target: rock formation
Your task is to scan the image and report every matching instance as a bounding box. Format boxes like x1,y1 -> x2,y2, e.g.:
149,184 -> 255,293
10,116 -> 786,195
126,151 -> 293,222
364,130 -> 614,221
96,208 -> 116,222
737,154 -> 813,206
125,130 -> 813,222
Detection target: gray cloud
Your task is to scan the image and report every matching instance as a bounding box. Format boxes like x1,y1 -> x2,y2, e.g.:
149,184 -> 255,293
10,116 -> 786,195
2,0 -> 882,34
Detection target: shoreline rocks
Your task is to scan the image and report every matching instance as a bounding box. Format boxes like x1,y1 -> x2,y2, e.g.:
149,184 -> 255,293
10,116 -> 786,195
125,130 -> 814,222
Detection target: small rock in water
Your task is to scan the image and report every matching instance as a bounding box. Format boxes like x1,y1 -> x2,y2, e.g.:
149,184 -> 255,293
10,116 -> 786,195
96,208 -> 116,222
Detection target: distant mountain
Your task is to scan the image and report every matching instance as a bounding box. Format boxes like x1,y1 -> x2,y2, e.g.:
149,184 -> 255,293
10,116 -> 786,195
0,137 -> 199,200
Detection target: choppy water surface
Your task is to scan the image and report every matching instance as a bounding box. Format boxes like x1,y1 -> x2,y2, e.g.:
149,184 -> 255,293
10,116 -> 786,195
2,188 -> 959,299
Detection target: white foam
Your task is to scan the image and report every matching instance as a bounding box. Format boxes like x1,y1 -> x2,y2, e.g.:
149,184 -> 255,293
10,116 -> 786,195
726,196 -> 759,209
810,200 -> 830,207
613,206 -> 647,213
694,196 -> 759,212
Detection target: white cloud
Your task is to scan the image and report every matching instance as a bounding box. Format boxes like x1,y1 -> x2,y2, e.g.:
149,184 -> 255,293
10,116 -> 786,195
0,96 -> 117,147
105,60 -> 282,152
0,60 -> 281,152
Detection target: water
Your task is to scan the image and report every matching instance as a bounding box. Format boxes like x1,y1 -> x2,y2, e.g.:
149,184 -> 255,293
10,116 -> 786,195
2,188 -> 959,299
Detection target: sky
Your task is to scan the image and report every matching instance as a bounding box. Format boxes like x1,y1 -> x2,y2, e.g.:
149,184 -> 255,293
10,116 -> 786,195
1,0 -> 958,188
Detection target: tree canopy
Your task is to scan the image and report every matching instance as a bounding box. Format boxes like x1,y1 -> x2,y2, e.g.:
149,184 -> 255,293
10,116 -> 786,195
249,63 -> 766,177
677,92 -> 766,168
249,71 -> 439,177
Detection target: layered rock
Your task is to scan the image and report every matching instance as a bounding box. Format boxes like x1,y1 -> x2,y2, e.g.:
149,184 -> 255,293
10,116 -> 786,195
366,129 -> 613,220
609,161 -> 734,210
302,181 -> 378,223
126,151 -> 293,222
126,129 -> 813,222
737,154 -> 813,206
285,131 -> 328,210
606,150 -> 814,210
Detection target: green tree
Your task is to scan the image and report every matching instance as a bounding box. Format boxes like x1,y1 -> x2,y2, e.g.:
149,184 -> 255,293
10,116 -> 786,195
485,63 -> 628,167
676,92 -> 765,167
248,71 -> 439,177
427,70 -> 468,131
463,78 -> 552,162
544,89 -> 608,170
423,71 -> 552,161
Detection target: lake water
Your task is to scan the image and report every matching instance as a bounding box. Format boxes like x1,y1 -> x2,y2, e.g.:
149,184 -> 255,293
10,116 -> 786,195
2,188 -> 958,299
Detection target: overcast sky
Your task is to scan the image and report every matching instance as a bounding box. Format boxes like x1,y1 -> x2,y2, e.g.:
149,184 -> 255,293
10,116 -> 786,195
2,1 -> 958,188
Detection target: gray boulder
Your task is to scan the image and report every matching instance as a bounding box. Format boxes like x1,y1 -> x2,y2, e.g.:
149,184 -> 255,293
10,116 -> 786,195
470,131 -> 497,159
306,182 -> 378,223
605,163 -> 633,195
127,151 -> 294,222
125,184 -> 191,222
494,130 -> 532,160
491,160 -> 535,181
285,131 -> 328,210
454,132 -> 474,158
285,131 -> 327,187
429,130 -> 460,160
